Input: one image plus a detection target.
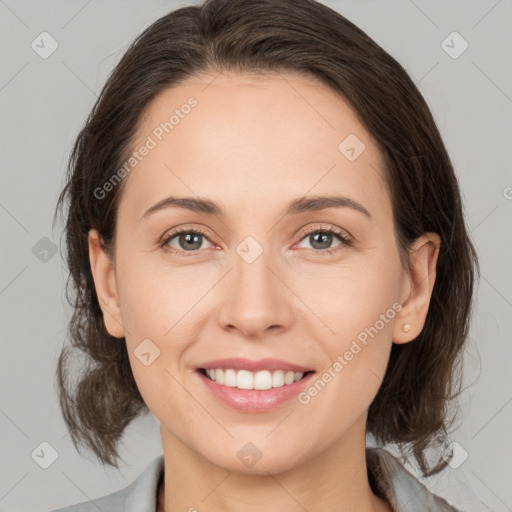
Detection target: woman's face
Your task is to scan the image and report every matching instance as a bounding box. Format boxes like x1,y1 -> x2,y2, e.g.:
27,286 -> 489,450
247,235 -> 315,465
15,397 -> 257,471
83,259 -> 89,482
90,71 -> 425,473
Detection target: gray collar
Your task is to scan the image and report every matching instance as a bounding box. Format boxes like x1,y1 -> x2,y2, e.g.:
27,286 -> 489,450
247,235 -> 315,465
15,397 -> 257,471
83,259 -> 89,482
366,447 -> 461,511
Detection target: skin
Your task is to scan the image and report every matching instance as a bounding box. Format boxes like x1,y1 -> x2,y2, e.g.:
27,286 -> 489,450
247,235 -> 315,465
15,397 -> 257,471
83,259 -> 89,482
88,70 -> 440,512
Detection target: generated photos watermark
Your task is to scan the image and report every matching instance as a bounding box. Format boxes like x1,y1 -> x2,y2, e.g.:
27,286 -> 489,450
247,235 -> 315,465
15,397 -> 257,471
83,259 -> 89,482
298,301 -> 403,405
93,96 -> 198,200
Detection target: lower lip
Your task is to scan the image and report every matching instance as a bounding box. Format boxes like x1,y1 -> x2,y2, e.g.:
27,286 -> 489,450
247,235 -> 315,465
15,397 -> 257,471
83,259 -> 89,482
196,370 -> 315,412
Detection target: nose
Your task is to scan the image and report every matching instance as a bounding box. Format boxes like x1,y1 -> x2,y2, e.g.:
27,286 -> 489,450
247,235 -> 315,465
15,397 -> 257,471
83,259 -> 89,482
216,247 -> 294,340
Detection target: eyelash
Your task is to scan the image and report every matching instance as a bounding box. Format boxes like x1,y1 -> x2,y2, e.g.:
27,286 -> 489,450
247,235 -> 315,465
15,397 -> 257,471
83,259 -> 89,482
160,224 -> 352,257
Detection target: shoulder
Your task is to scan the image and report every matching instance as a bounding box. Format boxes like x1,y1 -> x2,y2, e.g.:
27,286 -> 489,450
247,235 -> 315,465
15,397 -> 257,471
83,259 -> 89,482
366,447 -> 462,512
49,455 -> 164,512
49,488 -> 126,512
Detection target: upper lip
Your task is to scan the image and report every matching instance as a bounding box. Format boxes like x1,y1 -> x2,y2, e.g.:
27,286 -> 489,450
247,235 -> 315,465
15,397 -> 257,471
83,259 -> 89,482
198,358 -> 314,373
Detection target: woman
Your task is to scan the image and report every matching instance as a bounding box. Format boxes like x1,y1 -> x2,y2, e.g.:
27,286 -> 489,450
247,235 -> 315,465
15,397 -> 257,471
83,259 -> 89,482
51,0 -> 479,510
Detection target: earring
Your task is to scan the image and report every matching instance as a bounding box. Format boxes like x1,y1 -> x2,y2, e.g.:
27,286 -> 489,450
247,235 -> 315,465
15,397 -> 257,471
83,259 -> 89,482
402,323 -> 411,333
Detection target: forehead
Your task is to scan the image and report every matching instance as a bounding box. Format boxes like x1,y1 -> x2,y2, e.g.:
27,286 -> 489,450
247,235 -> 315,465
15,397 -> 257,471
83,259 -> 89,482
119,70 -> 389,222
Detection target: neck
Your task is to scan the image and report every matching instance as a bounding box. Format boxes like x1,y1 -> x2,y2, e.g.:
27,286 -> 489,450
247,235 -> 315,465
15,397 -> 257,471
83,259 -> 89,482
157,417 -> 391,512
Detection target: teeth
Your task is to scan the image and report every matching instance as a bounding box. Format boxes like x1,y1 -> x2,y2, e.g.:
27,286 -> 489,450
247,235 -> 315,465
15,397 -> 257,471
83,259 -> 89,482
237,370 -> 254,390
215,368 -> 225,385
224,369 -> 237,387
272,370 -> 285,387
254,370 -> 272,390
203,369 -> 305,390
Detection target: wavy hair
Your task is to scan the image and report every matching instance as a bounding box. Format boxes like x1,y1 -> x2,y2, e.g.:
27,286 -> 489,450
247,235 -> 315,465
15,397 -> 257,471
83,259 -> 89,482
53,0 -> 479,475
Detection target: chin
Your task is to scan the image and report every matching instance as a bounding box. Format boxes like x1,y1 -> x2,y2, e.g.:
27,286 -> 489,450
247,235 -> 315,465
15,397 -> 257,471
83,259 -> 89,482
201,440 -> 307,476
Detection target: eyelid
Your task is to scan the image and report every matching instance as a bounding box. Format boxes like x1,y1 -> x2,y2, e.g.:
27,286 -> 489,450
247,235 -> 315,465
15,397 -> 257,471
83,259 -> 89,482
295,222 -> 352,242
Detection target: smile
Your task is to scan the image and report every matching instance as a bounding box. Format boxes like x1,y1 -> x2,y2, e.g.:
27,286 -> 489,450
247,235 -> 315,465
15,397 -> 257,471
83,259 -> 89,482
194,357 -> 316,411
200,368 -> 310,390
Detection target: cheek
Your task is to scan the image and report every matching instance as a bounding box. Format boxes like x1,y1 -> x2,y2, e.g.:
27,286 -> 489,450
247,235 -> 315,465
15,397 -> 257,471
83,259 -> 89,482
288,253 -> 402,341
115,253 -> 219,414
293,257 -> 400,411
116,249 -> 217,341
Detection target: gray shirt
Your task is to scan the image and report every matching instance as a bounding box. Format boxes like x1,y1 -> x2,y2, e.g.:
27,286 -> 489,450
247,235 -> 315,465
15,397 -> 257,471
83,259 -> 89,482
50,447 -> 460,511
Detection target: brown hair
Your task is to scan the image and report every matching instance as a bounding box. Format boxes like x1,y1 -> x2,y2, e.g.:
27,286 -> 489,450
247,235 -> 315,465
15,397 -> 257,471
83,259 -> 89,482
53,0 -> 479,475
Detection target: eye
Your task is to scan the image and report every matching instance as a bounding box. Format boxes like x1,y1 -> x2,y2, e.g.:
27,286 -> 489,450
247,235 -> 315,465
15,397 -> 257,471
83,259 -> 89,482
160,227 -> 214,256
295,224 -> 352,255
160,224 -> 352,257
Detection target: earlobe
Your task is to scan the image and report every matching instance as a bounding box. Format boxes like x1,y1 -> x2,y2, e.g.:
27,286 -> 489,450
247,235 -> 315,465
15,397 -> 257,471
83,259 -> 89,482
88,229 -> 125,338
393,232 -> 441,344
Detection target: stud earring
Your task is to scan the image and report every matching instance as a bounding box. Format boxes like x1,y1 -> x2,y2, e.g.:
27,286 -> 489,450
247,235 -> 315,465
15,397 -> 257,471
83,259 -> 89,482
402,323 -> 411,333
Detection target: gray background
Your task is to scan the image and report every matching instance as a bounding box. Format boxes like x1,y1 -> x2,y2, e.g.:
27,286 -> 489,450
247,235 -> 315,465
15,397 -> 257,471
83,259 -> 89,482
0,1 -> 511,511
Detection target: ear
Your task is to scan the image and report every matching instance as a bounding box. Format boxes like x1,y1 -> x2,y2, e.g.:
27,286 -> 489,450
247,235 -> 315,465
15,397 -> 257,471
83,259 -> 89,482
88,229 -> 125,338
393,232 -> 441,344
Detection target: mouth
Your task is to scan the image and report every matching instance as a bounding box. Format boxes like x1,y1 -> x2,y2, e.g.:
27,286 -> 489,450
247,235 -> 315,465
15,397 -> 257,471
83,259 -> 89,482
197,367 -> 316,390
194,357 -> 316,411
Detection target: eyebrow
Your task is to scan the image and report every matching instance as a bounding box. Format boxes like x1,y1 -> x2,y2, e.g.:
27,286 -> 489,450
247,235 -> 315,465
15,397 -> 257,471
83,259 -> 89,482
140,194 -> 372,221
